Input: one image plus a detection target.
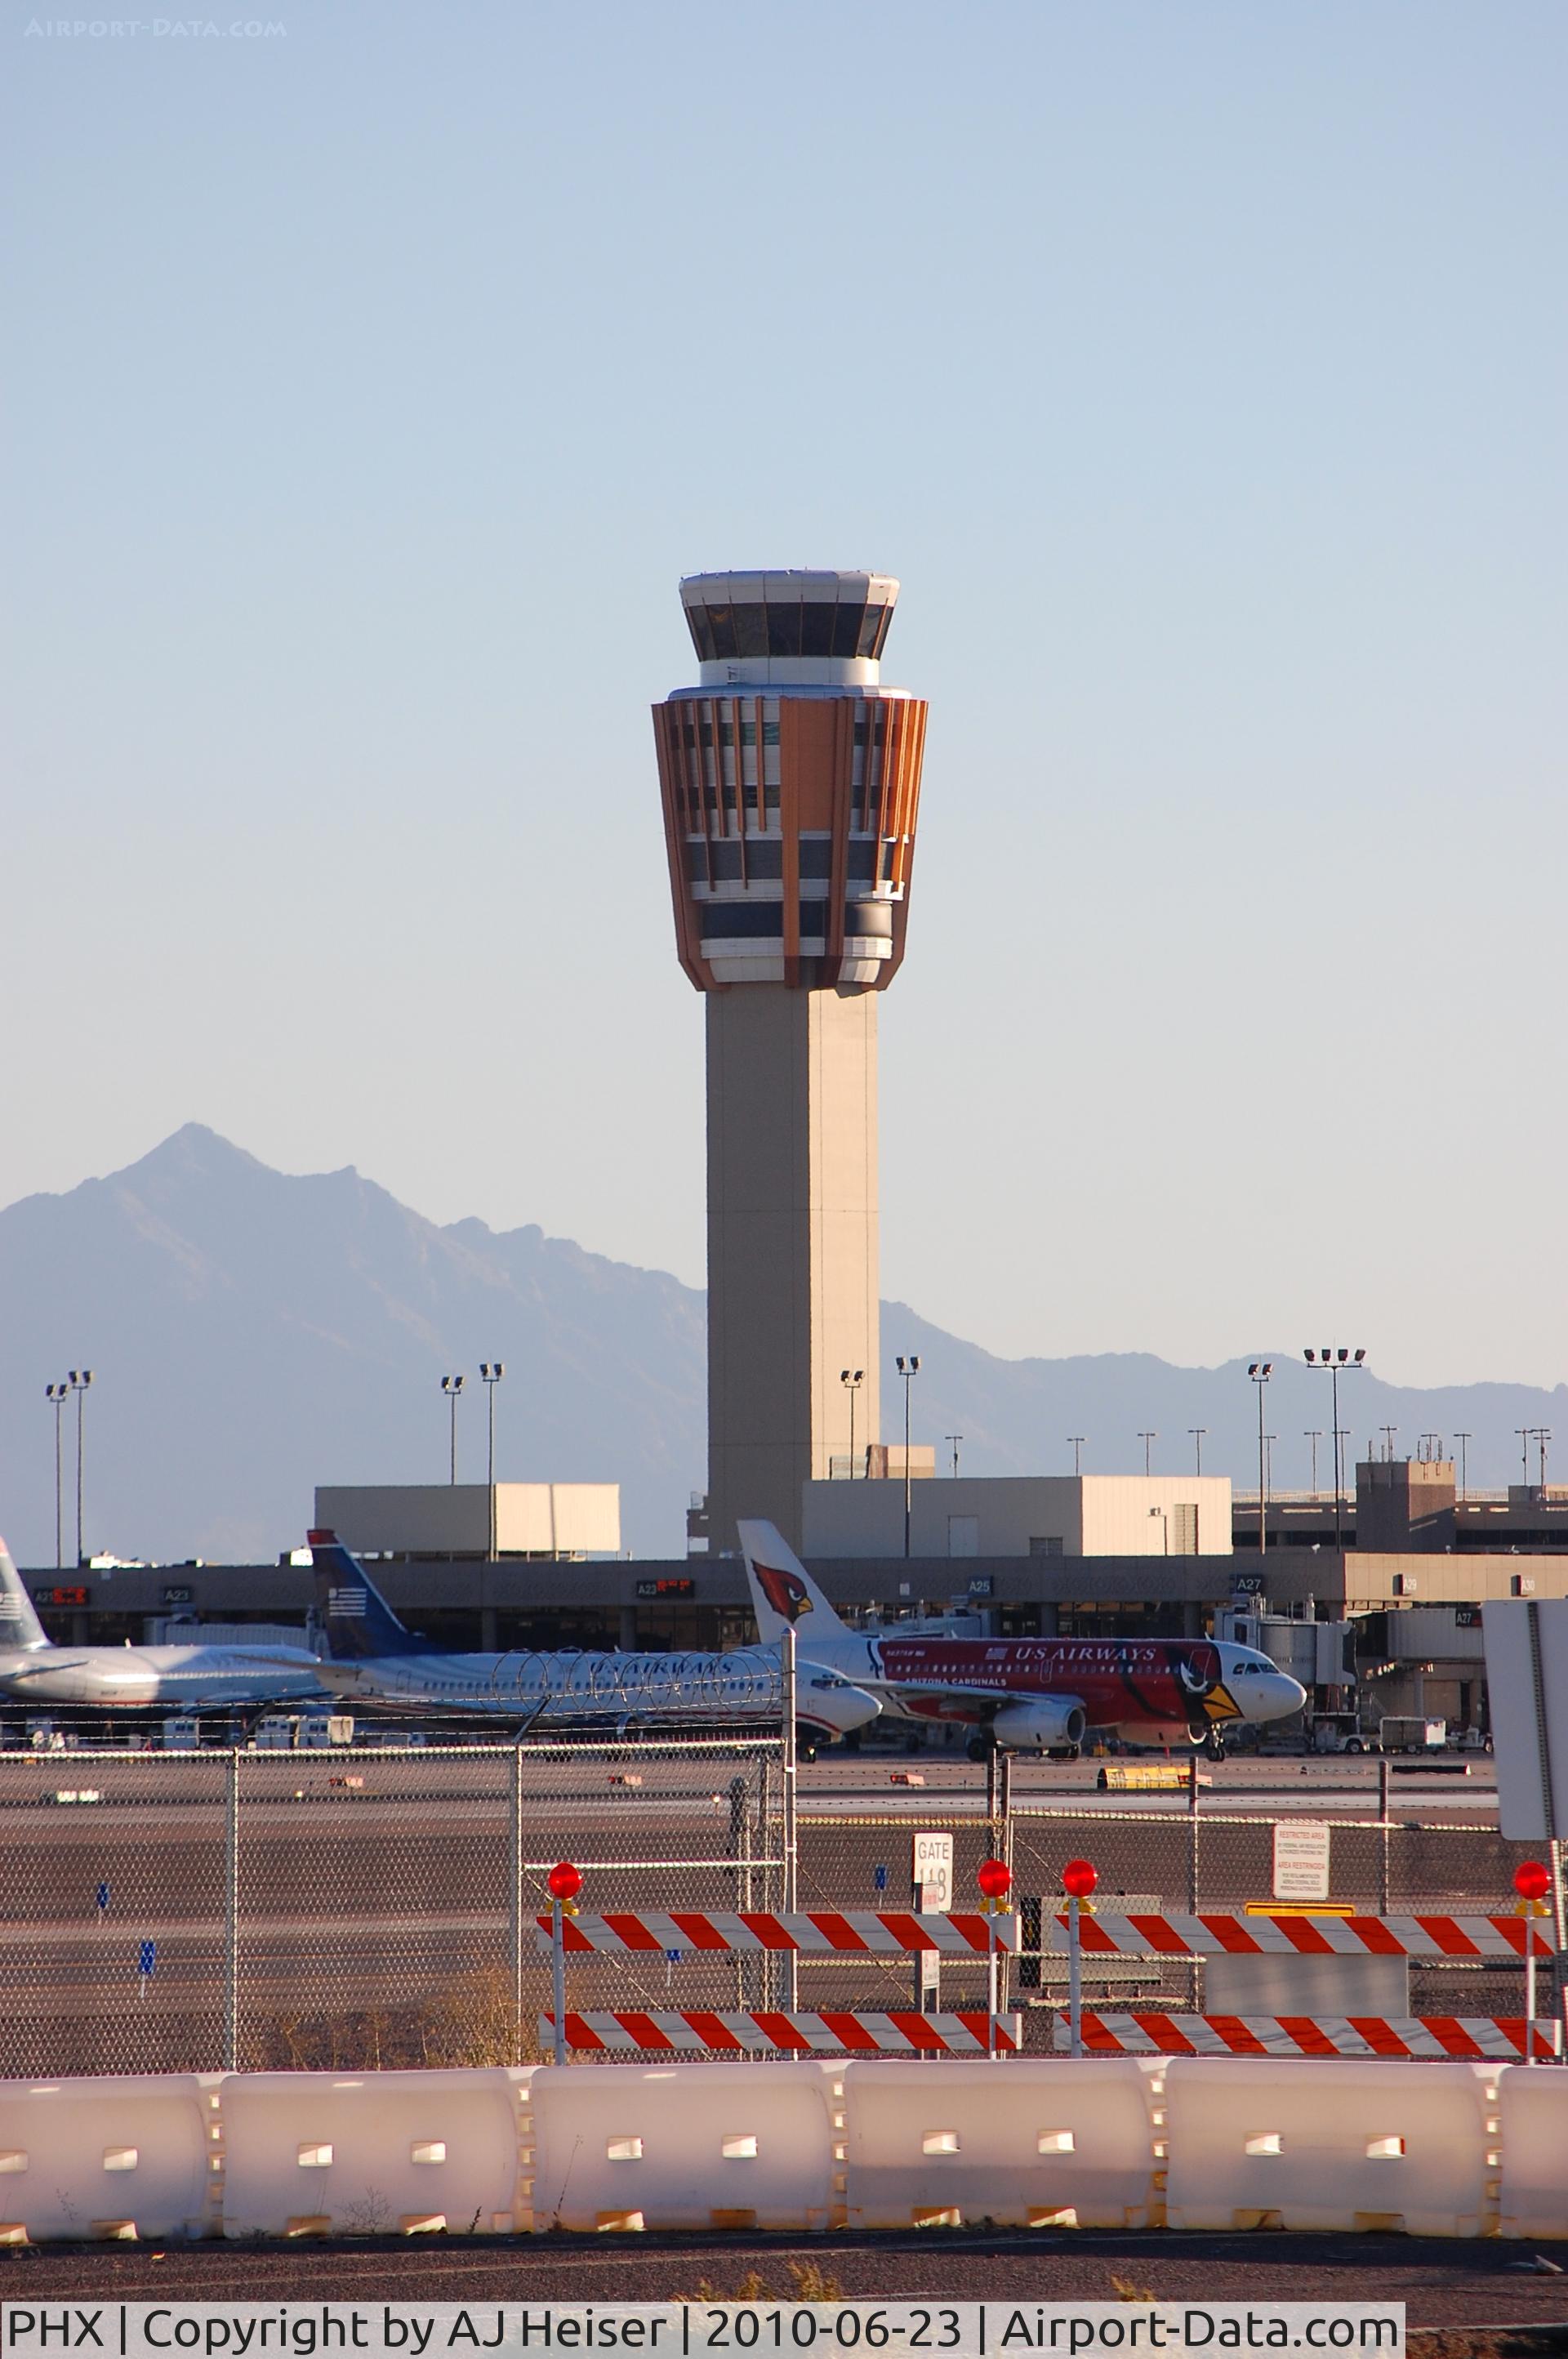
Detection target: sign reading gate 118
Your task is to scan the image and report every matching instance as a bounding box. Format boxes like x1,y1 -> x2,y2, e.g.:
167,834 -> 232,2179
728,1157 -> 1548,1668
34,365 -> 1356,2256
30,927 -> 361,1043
912,1830 -> 954,1911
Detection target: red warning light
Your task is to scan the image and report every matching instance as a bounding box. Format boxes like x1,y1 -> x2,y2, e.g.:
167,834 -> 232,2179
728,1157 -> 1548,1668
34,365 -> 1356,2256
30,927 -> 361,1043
1514,1861 -> 1551,1902
1062,1857 -> 1098,1900
547,1860 -> 583,1902
976,1857 -> 1013,1901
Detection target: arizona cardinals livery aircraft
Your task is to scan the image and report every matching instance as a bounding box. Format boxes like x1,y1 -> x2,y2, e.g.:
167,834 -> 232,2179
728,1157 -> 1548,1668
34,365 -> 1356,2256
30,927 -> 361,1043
739,1521 -> 1306,1759
307,1530 -> 881,1742
0,1541 -> 327,1712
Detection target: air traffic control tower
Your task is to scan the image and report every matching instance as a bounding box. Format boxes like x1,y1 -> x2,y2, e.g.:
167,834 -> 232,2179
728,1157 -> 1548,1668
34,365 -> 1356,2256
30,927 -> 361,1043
652,571 -> 929,1555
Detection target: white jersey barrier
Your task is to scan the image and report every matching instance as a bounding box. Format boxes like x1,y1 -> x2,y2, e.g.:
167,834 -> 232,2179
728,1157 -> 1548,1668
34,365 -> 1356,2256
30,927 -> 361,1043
526,2060 -> 840,2233
2,2057 -> 1568,2243
1498,2062 -> 1568,2240
0,2073 -> 220,2245
1164,2057 -> 1503,2237
841,2056 -> 1165,2232
220,2069 -> 529,2241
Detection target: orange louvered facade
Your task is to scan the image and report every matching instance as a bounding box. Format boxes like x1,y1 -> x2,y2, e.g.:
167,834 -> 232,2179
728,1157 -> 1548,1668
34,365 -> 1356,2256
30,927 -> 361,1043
651,692 -> 929,993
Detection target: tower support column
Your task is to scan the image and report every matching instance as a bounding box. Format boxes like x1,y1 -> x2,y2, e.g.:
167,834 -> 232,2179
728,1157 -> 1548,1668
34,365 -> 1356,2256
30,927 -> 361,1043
706,983 -> 879,1554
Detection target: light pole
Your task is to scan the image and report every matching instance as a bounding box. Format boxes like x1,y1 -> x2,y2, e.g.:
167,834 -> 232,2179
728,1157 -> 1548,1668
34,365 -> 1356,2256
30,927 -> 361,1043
1532,1428 -> 1552,1491
1188,1429 -> 1206,1476
1379,1425 -> 1398,1463
1304,1430 -> 1322,1493
1516,1428 -> 1533,1490
945,1434 -> 963,1479
895,1354 -> 920,1558
480,1363 -> 506,1487
1067,1436 -> 1085,1475
1248,1363 -> 1272,1554
1137,1430 -> 1156,1477
840,1370 -> 864,1478
480,1363 -> 505,1558
1454,1432 -> 1472,1498
440,1374 -> 465,1484
45,1384 -> 69,1571
67,1371 -> 92,1568
1303,1349 -> 1366,1551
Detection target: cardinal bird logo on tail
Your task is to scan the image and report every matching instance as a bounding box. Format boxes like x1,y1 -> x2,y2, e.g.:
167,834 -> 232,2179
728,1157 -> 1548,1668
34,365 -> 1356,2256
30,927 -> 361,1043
755,1561 -> 813,1624
739,1521 -> 850,1644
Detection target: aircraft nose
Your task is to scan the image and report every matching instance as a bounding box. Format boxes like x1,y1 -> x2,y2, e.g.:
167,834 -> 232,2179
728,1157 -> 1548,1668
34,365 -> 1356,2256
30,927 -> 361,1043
1264,1672 -> 1307,1719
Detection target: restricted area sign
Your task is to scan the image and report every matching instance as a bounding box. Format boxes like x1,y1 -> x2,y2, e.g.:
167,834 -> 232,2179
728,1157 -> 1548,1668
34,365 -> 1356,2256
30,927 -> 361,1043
1272,1819 -> 1331,1902
911,1830 -> 953,1912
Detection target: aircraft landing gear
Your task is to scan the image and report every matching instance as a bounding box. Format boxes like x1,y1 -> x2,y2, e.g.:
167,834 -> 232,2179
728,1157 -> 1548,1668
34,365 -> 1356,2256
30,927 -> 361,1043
966,1731 -> 995,1764
1201,1729 -> 1227,1763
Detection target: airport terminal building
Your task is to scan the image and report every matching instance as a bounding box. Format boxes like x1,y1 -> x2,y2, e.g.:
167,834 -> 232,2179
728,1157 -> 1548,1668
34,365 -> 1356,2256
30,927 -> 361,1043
19,1457 -> 1566,1741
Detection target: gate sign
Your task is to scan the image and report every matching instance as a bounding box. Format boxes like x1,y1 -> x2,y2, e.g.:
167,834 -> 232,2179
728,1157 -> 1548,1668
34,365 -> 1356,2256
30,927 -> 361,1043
1272,1820 -> 1331,1903
912,1831 -> 953,1912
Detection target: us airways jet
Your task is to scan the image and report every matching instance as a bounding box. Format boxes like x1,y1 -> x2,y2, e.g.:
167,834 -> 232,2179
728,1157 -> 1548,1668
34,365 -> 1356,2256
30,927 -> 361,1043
740,1521 -> 1306,1759
306,1531 -> 881,1746
0,1540 -> 326,1712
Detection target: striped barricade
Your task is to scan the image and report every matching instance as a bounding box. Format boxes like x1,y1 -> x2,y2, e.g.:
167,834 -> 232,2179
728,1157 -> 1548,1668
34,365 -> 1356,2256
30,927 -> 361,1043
1044,1911 -> 1554,1960
544,2009 -> 1022,2055
538,1909 -> 1018,1955
1058,2010 -> 1561,2061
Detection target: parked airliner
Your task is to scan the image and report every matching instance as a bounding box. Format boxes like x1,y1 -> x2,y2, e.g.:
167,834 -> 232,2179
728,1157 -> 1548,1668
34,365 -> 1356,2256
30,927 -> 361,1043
0,1541 -> 327,1711
739,1521 -> 1307,1759
305,1530 -> 881,1744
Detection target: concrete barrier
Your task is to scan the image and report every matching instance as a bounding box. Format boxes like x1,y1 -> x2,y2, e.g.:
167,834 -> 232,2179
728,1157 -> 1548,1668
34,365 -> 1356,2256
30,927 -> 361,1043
220,2069 -> 528,2238
1165,2057 -> 1502,2236
526,2061 -> 839,2232
0,2058 -> 1557,2243
0,2074 -> 217,2244
1498,2064 -> 1568,2239
842,2057 -> 1164,2230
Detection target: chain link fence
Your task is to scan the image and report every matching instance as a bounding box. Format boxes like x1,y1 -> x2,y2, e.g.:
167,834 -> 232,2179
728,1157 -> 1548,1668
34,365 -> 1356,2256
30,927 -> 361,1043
798,1774 -> 1554,2036
2,1746 -> 1548,2074
0,1741 -> 783,2079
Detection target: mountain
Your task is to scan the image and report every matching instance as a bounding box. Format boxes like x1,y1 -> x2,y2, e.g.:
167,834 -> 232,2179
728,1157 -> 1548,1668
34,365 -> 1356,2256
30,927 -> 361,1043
0,1126 -> 703,1564
1,1126 -> 1564,1566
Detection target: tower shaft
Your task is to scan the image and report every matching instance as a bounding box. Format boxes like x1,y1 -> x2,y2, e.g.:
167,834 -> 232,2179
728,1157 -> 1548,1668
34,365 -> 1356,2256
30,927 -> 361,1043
706,985 -> 880,1553
652,570 -> 928,1556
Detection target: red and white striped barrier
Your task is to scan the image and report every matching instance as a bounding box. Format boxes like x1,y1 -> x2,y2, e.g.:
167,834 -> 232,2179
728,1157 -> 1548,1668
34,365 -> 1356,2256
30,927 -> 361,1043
1048,1911 -> 1554,1960
538,1909 -> 1017,1955
1060,2009 -> 1561,2060
544,2009 -> 1022,2054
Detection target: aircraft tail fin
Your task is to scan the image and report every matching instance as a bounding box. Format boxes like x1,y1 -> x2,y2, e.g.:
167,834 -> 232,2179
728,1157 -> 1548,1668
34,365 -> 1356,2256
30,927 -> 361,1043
308,1530 -> 422,1660
738,1520 -> 850,1645
0,1541 -> 51,1652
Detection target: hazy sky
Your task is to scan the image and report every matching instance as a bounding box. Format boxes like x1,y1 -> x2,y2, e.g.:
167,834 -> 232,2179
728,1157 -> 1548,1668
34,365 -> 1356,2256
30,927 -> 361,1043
5,1 -> 1565,1389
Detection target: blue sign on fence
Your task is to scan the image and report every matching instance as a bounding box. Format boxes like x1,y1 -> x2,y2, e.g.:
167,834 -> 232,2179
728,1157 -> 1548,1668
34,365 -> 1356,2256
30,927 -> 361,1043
96,1882 -> 110,1915
874,1863 -> 889,1892
138,1940 -> 156,1978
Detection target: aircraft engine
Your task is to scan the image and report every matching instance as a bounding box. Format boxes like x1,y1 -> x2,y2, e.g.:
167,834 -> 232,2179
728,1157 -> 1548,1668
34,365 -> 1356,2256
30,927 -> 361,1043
798,1670 -> 882,1739
990,1696 -> 1087,1753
